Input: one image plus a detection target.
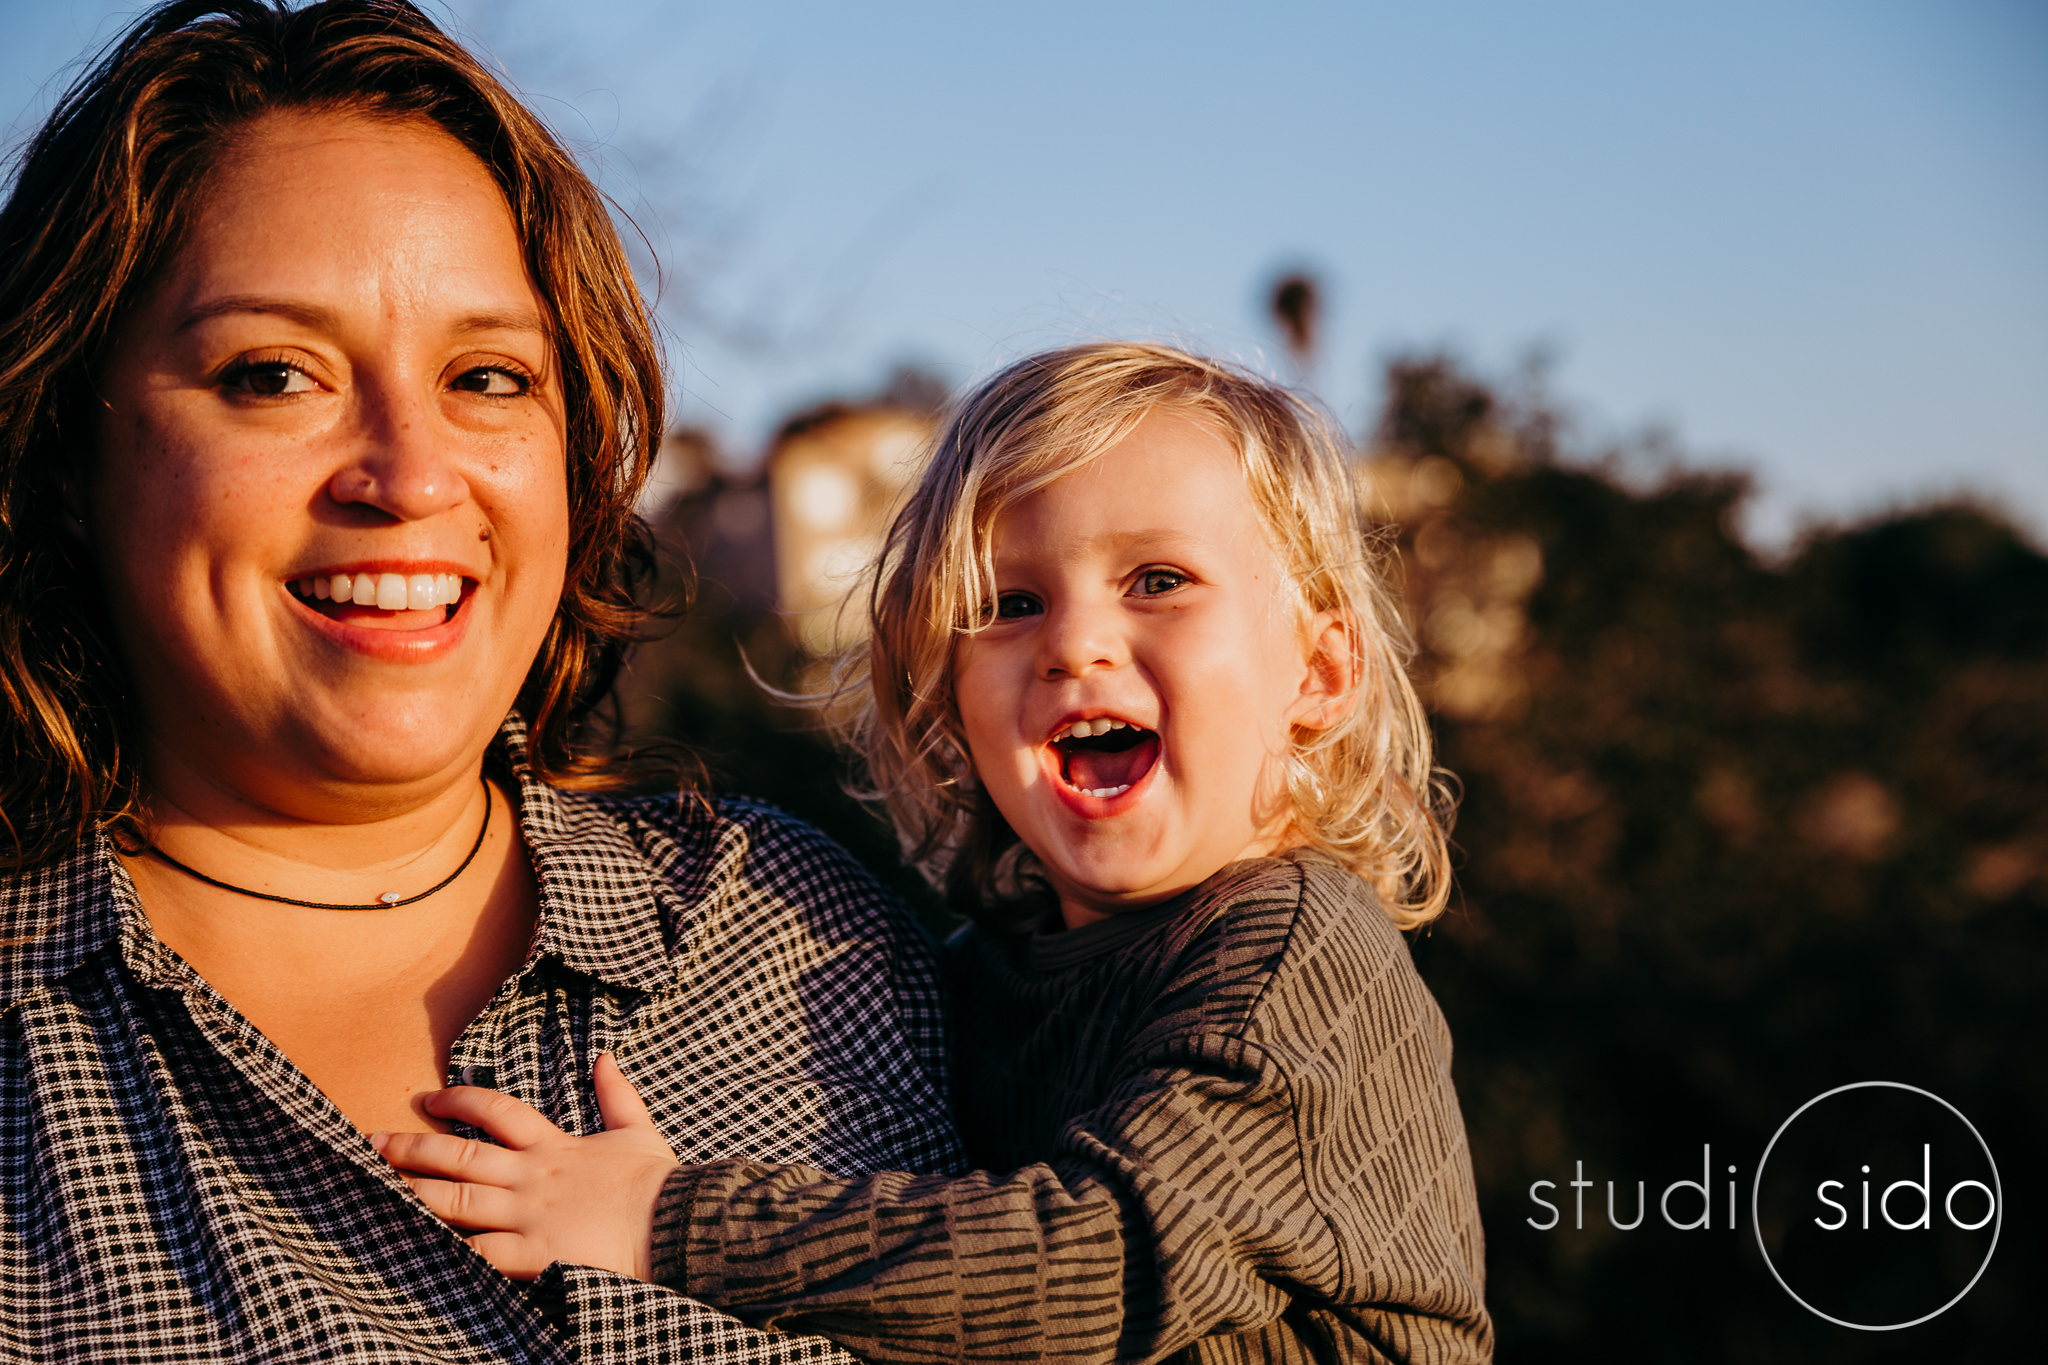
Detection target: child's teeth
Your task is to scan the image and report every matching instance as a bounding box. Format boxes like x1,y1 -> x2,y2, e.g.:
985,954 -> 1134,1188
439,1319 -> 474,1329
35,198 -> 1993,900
1061,717 -> 1136,740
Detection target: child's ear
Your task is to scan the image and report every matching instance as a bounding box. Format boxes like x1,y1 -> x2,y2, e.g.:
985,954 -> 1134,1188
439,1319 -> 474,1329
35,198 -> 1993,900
1288,609 -> 1358,733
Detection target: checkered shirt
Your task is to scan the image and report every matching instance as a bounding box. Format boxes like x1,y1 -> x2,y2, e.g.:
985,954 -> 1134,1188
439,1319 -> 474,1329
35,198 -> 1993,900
0,715 -> 965,1362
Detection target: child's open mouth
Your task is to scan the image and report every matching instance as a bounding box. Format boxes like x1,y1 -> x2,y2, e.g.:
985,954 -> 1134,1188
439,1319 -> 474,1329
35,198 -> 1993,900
1050,717 -> 1160,799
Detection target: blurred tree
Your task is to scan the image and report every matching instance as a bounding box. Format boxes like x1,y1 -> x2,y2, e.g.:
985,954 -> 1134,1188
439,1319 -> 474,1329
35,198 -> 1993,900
1374,356 -> 2043,1360
1270,271 -> 1321,372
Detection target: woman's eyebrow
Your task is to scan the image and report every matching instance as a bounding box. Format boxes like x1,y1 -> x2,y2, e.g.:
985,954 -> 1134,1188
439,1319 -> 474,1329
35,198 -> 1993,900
175,295 -> 335,333
448,307 -> 549,337
174,295 -> 547,337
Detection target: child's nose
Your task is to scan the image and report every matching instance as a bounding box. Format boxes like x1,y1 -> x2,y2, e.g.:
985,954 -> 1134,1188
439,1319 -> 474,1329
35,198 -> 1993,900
1038,600 -> 1127,678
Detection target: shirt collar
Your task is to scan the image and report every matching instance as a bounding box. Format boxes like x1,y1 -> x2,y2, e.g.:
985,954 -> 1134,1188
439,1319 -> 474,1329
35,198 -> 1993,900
485,712 -> 684,994
0,713 -> 685,1007
0,829 -> 126,1007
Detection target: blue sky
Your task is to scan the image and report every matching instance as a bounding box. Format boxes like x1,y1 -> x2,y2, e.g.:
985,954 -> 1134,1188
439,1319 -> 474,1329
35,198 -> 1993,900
6,0 -> 2043,546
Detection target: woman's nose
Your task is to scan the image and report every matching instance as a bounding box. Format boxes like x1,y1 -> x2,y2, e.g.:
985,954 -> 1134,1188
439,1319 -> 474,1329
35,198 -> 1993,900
325,382 -> 471,521
1038,598 -> 1128,679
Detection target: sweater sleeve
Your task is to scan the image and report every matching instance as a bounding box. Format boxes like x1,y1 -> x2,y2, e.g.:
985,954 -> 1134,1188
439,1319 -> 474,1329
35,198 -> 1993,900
648,864 -> 1490,1364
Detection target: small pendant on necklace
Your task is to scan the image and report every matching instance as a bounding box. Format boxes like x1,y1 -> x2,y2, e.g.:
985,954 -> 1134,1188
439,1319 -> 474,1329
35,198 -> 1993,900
379,892 -> 403,905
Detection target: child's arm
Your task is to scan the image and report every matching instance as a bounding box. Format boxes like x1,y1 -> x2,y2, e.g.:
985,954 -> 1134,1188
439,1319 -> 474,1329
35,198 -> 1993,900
372,1053 -> 680,1281
385,1064 -> 1136,1360
387,1041 -> 1481,1365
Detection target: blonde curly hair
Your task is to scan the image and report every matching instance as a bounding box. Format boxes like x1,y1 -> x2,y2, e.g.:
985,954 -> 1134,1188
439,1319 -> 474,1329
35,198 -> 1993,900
832,342 -> 1454,929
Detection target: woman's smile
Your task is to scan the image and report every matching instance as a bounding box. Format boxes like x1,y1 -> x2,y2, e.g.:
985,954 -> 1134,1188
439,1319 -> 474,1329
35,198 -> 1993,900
288,570 -> 470,619
282,565 -> 481,660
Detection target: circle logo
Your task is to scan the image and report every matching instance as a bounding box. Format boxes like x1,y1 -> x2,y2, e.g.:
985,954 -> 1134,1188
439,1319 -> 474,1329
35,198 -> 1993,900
1751,1082 -> 2000,1331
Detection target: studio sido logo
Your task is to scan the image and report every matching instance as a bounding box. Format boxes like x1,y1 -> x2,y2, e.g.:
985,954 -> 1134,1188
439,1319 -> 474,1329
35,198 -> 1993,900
1751,1082 -> 2000,1331
1526,1082 -> 2001,1332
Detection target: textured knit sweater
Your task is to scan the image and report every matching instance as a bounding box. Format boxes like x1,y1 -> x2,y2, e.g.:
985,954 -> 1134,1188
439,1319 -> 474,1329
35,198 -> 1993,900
653,851 -> 1492,1363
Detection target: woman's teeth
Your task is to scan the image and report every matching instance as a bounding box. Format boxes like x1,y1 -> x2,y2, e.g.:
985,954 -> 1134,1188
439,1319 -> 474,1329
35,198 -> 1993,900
292,572 -> 465,610
1079,783 -> 1131,799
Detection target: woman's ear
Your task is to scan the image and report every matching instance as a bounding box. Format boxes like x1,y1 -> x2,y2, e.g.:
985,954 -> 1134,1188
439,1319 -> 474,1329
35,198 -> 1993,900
1289,609 -> 1358,733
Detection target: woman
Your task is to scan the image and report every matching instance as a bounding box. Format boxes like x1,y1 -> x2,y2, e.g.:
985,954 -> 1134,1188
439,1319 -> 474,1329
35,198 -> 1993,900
0,3 -> 961,1361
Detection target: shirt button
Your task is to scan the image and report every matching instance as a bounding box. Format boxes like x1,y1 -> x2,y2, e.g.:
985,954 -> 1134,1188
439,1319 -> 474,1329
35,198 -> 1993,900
456,1065 -> 496,1089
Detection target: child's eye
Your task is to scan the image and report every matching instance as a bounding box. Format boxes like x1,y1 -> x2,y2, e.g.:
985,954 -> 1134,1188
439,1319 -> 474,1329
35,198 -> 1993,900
993,591 -> 1042,620
219,358 -> 317,398
1132,569 -> 1188,597
450,365 -> 531,397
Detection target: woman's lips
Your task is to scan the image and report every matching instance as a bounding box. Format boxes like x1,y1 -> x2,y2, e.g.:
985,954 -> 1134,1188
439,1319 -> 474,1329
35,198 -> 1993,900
283,570 -> 476,658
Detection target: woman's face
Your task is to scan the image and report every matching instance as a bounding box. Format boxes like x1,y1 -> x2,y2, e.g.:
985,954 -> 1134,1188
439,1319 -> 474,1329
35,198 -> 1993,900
90,111 -> 569,815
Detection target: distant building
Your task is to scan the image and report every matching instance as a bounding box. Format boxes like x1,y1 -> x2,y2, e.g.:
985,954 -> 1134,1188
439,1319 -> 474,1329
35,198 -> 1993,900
766,402 -> 934,655
614,389 -> 943,747
645,426 -> 778,617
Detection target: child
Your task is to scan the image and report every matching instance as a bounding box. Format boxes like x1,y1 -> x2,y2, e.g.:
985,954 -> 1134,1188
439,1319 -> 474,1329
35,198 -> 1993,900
378,343 -> 1494,1362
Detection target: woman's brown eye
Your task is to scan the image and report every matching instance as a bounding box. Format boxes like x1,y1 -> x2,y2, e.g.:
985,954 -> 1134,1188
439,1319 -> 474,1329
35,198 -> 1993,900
452,367 -> 528,396
224,362 -> 312,397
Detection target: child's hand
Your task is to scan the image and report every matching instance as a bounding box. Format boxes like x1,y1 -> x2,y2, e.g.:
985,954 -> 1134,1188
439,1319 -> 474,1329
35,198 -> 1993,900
371,1053 -> 678,1282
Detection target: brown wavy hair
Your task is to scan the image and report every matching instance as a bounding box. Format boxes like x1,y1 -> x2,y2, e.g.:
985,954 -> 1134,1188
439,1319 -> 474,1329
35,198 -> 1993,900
834,342 -> 1456,929
0,0 -> 666,871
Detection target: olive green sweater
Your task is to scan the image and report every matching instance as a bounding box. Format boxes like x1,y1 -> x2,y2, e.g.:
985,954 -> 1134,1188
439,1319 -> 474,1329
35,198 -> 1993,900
652,852 -> 1492,1363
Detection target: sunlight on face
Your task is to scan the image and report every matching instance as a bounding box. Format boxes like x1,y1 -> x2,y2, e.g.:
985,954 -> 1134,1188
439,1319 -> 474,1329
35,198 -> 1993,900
90,112 -> 569,816
953,408 -> 1342,928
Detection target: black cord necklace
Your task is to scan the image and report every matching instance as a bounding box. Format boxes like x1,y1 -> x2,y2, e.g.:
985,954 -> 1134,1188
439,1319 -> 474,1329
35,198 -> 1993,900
143,777 -> 492,912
